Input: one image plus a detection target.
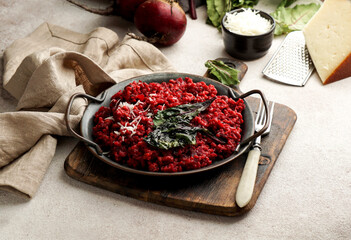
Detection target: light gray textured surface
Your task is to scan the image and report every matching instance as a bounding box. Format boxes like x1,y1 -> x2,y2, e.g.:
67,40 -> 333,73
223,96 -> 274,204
1,1 -> 350,239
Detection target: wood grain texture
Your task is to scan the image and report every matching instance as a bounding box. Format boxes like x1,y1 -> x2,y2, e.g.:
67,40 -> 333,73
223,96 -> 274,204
64,97 -> 296,216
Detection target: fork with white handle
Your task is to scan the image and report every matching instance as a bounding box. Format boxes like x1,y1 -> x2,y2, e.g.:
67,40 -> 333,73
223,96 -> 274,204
236,100 -> 275,208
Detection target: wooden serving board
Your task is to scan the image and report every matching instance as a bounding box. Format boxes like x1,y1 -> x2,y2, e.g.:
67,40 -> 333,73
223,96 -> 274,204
64,97 -> 296,216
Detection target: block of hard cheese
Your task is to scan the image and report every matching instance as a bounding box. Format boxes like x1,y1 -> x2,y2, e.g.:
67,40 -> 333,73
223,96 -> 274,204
303,0 -> 351,85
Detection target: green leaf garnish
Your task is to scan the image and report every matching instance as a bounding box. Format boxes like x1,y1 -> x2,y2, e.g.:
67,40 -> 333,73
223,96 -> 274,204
153,98 -> 215,127
205,60 -> 240,86
144,98 -> 224,150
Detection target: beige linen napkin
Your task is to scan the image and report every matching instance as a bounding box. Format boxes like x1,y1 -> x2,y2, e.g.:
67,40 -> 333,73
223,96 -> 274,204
1,22 -> 175,198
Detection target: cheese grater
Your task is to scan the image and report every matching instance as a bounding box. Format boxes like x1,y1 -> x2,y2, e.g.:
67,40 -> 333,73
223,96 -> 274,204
262,31 -> 314,87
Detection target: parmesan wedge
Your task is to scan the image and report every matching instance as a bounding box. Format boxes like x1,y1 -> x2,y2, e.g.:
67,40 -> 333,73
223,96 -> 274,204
303,0 -> 351,84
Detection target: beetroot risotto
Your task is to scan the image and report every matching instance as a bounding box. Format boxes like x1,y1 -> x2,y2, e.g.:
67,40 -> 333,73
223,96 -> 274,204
92,77 -> 245,173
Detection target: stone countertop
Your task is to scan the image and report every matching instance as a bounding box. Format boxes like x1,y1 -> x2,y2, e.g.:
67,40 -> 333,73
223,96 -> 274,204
0,1 -> 350,239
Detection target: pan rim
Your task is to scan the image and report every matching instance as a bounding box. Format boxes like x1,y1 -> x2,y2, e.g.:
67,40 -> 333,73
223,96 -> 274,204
80,72 -> 254,177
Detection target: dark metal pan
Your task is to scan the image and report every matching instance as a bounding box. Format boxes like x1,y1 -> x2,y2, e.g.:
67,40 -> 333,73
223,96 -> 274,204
65,72 -> 269,176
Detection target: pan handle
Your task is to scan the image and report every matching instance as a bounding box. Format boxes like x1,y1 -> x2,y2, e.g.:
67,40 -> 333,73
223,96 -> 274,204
230,89 -> 270,152
65,92 -> 107,155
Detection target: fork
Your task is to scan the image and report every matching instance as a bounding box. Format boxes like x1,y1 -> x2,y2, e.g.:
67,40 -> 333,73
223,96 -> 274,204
236,100 -> 275,208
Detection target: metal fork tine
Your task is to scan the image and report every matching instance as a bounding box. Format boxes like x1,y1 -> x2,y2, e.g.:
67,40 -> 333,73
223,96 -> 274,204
259,105 -> 266,126
265,102 -> 275,133
256,99 -> 264,126
255,100 -> 274,134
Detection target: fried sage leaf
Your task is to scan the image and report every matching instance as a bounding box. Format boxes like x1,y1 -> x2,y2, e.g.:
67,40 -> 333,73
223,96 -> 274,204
205,60 -> 240,86
144,98 -> 222,150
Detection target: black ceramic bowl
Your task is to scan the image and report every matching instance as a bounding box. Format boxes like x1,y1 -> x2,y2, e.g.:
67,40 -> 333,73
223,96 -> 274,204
221,8 -> 276,60
66,73 -> 270,177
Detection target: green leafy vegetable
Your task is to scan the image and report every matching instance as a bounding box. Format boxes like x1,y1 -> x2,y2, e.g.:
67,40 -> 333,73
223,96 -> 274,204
206,0 -> 258,28
145,124 -> 201,149
153,98 -> 215,127
205,0 -> 319,36
271,0 -> 320,36
144,98 -> 224,150
205,60 -> 240,86
231,0 -> 258,8
206,0 -> 220,27
206,0 -> 231,28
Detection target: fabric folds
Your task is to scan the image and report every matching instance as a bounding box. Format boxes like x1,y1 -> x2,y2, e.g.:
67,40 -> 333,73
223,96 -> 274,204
0,22 -> 175,198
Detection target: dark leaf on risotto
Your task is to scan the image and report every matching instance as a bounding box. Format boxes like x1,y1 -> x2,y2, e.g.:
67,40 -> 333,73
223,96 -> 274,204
144,98 -> 224,150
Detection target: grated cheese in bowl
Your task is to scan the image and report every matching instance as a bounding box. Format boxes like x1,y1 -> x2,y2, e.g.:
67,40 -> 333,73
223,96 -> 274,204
223,8 -> 272,36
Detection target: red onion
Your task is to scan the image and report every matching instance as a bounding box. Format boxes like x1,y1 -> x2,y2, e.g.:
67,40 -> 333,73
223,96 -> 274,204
133,0 -> 187,46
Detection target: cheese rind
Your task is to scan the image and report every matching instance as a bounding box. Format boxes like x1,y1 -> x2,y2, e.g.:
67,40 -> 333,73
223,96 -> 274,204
303,0 -> 351,84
